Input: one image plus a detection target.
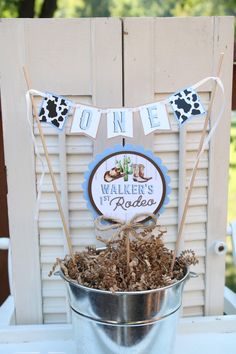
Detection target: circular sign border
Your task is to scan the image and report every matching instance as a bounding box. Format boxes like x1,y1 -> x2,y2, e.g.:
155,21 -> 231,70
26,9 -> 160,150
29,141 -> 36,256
88,151 -> 166,218
83,144 -> 171,221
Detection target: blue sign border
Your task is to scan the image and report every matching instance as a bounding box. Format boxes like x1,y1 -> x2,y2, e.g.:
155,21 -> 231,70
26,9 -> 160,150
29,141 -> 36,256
83,144 -> 171,219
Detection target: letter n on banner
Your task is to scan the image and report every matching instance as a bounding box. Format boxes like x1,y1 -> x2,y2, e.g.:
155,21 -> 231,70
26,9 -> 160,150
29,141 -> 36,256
107,109 -> 133,138
70,106 -> 101,138
139,102 -> 171,135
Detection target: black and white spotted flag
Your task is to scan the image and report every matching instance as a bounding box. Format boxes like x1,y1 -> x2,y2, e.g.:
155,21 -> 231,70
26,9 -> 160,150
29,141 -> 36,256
168,87 -> 205,125
39,93 -> 73,130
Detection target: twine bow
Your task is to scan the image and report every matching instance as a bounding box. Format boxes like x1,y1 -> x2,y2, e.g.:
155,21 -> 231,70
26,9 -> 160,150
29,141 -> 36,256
95,213 -> 158,271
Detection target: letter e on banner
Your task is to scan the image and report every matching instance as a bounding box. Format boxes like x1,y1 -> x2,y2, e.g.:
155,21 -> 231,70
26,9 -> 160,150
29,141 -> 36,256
107,109 -> 133,138
70,106 -> 101,138
139,102 -> 171,135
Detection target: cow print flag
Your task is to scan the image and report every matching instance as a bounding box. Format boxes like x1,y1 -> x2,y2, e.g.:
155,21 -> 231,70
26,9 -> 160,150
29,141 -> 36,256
168,87 -> 205,125
39,93 -> 73,130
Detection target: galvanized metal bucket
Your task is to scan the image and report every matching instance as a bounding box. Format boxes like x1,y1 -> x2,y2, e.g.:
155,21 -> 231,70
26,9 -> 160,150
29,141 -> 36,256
57,263 -> 196,354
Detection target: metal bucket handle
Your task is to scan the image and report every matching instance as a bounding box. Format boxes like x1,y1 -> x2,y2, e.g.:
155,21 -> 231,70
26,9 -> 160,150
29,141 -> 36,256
188,271 -> 198,279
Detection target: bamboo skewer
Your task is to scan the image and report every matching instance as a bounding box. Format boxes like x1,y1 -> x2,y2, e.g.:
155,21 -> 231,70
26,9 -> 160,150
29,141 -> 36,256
126,231 -> 130,272
170,53 -> 224,272
23,66 -> 74,258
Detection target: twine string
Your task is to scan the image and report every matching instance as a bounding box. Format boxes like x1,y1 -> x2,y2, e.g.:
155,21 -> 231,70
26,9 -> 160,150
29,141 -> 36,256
95,213 -> 157,270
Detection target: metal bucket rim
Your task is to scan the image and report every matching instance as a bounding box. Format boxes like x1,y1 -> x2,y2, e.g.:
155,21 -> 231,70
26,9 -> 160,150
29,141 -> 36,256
58,266 -> 190,295
70,304 -> 181,326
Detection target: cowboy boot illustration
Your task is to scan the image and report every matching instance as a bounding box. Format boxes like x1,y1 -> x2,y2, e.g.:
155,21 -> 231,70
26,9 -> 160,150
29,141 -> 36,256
133,164 -> 152,183
139,164 -> 145,179
139,164 -> 152,182
133,164 -> 139,179
133,163 -> 145,182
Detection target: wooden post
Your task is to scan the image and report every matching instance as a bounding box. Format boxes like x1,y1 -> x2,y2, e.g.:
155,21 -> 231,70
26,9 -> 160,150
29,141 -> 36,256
23,67 -> 74,258
171,53 -> 224,272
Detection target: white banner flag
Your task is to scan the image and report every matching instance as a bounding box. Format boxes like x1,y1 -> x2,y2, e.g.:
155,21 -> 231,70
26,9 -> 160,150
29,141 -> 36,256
107,109 -> 133,138
70,106 -> 101,138
139,102 -> 170,135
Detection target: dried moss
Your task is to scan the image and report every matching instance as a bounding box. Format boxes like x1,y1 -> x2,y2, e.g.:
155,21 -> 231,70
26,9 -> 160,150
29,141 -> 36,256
50,226 -> 198,292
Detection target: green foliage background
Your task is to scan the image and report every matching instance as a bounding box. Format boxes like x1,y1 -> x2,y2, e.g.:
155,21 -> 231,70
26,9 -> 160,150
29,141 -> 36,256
227,116 -> 236,292
0,0 -> 236,18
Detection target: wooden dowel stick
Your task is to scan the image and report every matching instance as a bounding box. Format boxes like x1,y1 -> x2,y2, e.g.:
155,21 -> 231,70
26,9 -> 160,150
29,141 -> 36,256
126,232 -> 130,272
171,53 -> 224,272
23,66 -> 74,258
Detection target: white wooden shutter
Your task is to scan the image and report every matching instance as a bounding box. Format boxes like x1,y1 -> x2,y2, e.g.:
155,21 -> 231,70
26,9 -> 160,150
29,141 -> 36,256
0,17 -> 234,325
123,17 -> 234,317
0,18 -> 122,324
34,112 -> 94,324
31,19 -> 123,324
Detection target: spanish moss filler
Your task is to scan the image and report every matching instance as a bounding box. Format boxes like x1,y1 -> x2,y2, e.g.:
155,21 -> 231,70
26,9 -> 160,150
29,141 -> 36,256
50,226 -> 198,292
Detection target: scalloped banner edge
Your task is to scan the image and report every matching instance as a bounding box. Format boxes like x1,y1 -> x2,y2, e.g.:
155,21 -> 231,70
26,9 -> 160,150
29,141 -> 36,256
82,144 -> 172,220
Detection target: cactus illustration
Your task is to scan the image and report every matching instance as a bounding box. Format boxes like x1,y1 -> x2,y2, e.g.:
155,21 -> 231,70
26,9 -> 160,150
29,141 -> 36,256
115,156 -> 133,181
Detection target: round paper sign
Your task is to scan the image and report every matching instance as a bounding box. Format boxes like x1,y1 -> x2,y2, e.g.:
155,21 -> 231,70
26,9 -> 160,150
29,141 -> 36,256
83,145 -> 171,221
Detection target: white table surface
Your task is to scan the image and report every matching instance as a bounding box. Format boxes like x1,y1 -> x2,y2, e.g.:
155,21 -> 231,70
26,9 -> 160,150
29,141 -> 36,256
0,315 -> 236,354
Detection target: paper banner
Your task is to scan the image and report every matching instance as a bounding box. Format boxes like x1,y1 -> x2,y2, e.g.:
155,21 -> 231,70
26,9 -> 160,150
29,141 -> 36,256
168,87 -> 205,125
36,77 -> 220,134
70,106 -> 101,138
107,109 -> 133,138
139,102 -> 171,135
39,93 -> 72,130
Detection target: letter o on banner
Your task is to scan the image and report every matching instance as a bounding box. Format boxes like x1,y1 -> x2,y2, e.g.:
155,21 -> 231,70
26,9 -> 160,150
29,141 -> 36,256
79,109 -> 92,130
71,106 -> 101,138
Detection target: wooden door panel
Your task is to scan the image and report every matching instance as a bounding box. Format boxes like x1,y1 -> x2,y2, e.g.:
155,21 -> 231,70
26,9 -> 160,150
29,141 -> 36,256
0,18 -> 122,324
0,101 -> 10,305
123,17 -> 234,316
0,17 -> 234,324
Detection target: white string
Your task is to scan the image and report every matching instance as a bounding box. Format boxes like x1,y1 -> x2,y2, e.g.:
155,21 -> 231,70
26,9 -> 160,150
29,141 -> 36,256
26,90 -> 47,220
27,76 -> 225,153
192,76 -> 224,91
185,76 -> 225,191
72,76 -> 224,119
27,77 -> 225,155
26,77 -> 225,221
160,75 -> 225,172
